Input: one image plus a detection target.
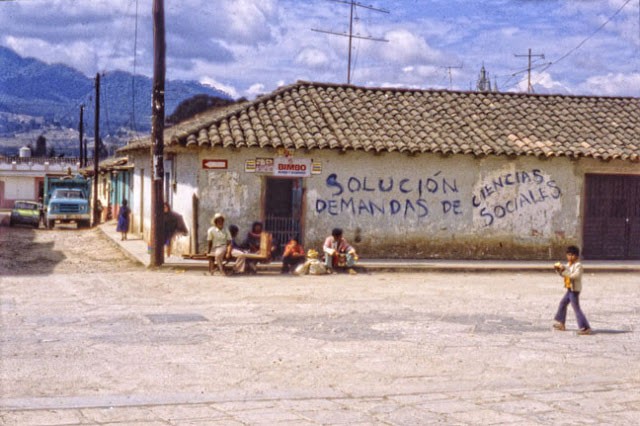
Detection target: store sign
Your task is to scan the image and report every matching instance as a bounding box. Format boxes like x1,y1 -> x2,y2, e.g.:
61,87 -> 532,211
273,157 -> 311,177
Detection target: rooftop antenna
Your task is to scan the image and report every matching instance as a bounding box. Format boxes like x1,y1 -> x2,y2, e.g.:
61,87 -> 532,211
514,48 -> 545,93
312,0 -> 389,84
442,64 -> 463,89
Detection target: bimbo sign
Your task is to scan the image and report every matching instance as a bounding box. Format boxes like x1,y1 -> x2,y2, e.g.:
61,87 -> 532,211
273,157 -> 311,177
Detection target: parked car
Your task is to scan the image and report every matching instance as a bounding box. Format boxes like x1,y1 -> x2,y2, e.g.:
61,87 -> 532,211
10,200 -> 42,228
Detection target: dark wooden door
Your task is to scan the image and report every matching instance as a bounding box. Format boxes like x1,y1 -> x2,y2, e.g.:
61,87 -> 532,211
264,177 -> 304,256
583,174 -> 640,260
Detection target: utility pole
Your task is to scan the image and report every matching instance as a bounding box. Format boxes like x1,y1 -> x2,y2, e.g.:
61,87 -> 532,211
83,138 -> 88,168
150,0 -> 166,267
78,105 -> 84,167
93,74 -> 100,226
312,0 -> 389,84
514,48 -> 544,93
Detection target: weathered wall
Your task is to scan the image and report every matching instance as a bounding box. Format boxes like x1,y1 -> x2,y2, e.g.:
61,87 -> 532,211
129,147 -> 639,260
304,151 -> 578,259
193,148 -> 262,253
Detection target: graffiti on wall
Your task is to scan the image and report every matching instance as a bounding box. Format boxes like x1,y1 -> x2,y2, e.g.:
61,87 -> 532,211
315,169 -> 563,227
315,172 -> 461,219
472,169 -> 562,227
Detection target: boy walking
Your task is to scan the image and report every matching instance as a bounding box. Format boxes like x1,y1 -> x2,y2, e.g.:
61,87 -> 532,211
553,245 -> 592,335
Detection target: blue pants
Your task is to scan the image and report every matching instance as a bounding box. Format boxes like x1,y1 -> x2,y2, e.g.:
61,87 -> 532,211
554,290 -> 590,330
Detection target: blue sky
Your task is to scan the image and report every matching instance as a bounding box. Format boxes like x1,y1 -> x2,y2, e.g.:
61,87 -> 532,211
1,0 -> 640,99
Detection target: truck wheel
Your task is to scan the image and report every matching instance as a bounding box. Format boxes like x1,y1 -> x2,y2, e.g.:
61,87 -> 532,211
9,218 -> 14,227
47,219 -> 55,229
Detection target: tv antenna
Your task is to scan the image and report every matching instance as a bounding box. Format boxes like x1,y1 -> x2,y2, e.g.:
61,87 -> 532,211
312,0 -> 389,84
514,48 -> 545,93
442,64 -> 463,89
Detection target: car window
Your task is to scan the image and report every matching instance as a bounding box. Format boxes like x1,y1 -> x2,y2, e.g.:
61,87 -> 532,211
52,190 -> 84,199
15,202 -> 38,210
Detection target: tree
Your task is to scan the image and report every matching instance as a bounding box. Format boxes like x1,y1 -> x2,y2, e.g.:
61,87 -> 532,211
35,135 -> 47,157
166,94 -> 242,125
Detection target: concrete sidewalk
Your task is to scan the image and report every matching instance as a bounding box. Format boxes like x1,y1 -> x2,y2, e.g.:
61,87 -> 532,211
97,220 -> 640,273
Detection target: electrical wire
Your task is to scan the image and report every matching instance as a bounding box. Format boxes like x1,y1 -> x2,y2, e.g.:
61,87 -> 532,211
531,0 -> 634,87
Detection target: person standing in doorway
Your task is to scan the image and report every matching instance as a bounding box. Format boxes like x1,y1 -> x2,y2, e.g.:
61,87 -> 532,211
116,199 -> 130,241
553,245 -> 592,335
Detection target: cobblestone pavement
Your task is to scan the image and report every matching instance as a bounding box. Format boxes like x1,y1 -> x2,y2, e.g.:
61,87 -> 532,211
1,227 -> 639,425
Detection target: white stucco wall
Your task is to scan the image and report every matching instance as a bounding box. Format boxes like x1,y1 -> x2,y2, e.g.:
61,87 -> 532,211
1,176 -> 37,200
127,147 -> 639,259
303,151 -> 573,258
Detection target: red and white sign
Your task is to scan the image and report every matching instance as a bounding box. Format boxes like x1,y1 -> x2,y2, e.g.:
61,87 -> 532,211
202,159 -> 228,170
273,157 -> 311,177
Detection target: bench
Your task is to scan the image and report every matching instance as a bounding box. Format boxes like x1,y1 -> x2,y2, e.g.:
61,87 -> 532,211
182,232 -> 273,274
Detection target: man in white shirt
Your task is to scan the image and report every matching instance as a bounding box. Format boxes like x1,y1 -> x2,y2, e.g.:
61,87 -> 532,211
207,213 -> 231,275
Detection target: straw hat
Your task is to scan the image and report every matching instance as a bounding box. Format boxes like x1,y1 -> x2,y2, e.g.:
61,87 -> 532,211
211,213 -> 224,224
307,249 -> 319,259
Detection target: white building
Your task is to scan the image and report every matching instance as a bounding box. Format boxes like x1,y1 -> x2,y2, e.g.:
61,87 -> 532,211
120,82 -> 640,260
0,155 -> 83,209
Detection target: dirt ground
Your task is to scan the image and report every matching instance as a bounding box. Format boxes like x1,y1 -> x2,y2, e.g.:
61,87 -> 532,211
1,224 -> 639,425
0,223 -> 140,276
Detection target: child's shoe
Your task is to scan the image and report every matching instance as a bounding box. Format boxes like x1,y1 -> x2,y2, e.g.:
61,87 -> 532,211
552,322 -> 565,331
577,328 -> 592,335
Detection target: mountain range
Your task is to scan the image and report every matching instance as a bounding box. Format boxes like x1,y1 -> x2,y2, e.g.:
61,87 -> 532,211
0,46 -> 232,153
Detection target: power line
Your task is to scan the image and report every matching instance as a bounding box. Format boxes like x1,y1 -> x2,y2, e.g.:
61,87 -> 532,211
531,0 -> 634,87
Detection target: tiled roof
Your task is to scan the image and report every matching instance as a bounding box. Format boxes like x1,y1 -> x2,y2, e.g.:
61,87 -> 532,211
120,81 -> 640,162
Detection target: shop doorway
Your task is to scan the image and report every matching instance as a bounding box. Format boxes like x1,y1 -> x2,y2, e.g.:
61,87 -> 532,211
583,174 -> 640,259
264,177 -> 304,256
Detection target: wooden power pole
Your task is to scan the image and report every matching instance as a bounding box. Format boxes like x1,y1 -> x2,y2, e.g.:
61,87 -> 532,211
93,74 -> 100,226
150,0 -> 166,267
78,105 -> 84,167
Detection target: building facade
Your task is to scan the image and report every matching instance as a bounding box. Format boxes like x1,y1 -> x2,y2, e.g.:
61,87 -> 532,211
120,82 -> 640,260
0,156 -> 83,209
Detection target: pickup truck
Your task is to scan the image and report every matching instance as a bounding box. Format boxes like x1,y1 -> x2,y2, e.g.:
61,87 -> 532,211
44,175 -> 92,229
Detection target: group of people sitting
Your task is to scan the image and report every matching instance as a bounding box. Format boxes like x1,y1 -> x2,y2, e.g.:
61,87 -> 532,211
206,213 -> 359,276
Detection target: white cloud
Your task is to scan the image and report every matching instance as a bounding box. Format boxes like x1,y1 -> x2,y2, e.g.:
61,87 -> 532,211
378,29 -> 443,64
580,73 -> 640,96
200,77 -> 239,99
222,0 -> 278,45
295,47 -> 332,70
5,36 -> 97,75
245,83 -> 266,98
512,71 -> 572,95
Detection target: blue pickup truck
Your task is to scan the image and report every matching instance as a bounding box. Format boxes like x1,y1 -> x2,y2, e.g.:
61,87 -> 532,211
44,174 -> 92,229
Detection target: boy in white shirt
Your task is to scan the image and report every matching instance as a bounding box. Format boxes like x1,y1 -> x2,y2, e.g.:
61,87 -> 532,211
553,245 -> 591,335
